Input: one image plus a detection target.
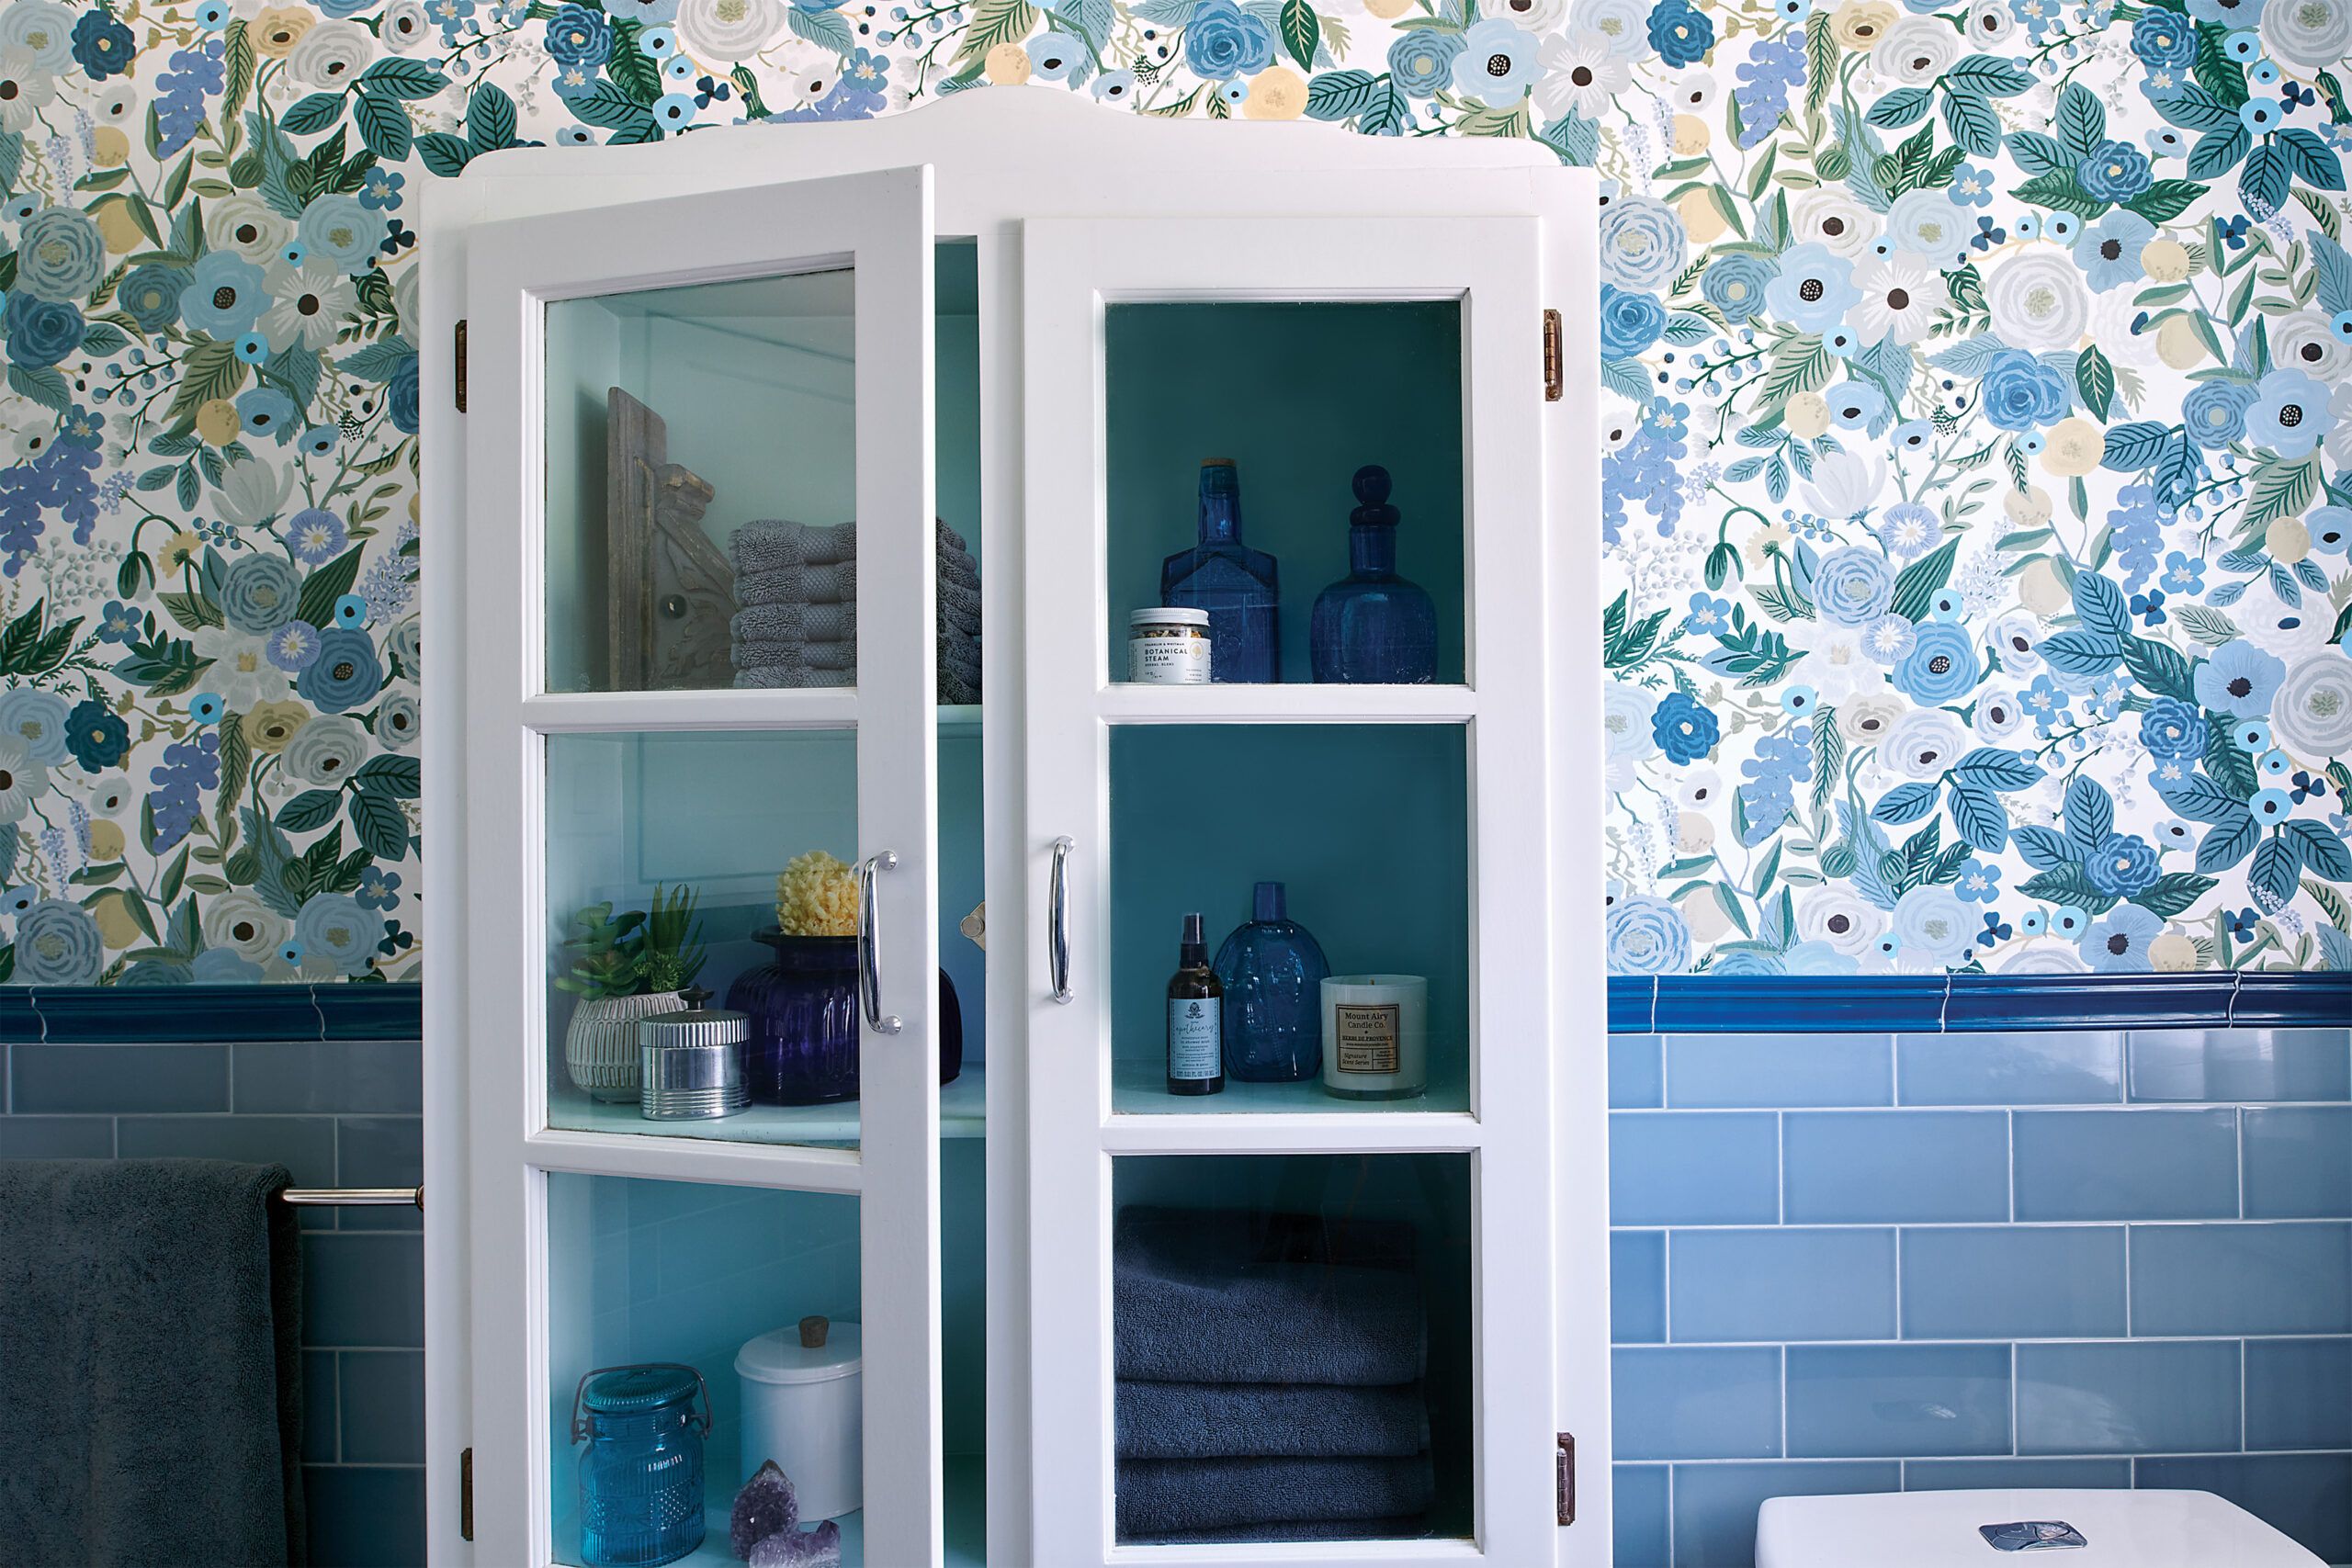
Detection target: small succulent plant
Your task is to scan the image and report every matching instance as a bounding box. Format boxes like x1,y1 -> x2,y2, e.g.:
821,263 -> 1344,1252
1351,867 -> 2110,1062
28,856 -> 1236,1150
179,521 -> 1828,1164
639,882 -> 707,995
552,902 -> 647,999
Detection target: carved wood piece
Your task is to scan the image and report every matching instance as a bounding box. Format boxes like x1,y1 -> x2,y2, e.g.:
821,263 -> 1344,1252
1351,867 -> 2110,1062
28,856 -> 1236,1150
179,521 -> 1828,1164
606,387 -> 737,690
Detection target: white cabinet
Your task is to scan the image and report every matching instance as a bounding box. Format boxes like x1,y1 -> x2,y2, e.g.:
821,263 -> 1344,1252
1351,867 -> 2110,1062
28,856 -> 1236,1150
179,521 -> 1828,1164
420,90 -> 1606,1568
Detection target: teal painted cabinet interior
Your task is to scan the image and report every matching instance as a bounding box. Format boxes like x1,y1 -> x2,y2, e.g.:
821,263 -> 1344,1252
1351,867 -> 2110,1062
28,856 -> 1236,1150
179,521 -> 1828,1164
1104,301 -> 1465,687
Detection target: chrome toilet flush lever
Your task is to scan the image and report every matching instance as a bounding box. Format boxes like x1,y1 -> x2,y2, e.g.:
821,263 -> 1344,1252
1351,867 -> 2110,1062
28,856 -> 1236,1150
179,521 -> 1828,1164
1979,1521 -> 2088,1552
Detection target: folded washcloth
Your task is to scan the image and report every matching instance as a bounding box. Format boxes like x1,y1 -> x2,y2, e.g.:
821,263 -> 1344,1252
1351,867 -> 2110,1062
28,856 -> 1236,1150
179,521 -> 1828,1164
730,519 -> 982,589
732,602 -> 856,645
1114,1207 -> 1427,1387
1117,1382 -> 1428,1460
938,578 -> 981,626
732,666 -> 856,689
1115,1455 -> 1432,1538
940,670 -> 980,705
737,561 -> 856,607
733,638 -> 856,672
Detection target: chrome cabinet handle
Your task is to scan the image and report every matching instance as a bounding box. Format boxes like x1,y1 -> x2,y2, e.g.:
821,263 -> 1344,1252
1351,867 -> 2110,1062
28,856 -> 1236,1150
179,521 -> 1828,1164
1048,836 -> 1074,1004
857,851 -> 901,1035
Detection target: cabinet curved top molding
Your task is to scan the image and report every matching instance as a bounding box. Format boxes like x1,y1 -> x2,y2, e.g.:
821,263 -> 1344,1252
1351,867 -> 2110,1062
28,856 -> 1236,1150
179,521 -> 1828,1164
447,85 -> 1566,192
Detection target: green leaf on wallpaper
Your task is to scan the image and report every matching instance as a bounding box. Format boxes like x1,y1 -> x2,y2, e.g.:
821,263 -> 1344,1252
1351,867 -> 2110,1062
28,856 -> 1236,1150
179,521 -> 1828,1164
413,131 -> 476,178
2125,179 -> 2210,221
2206,723 -> 2261,801
356,755 -> 422,799
2245,453 -> 2318,526
1888,536 -> 1960,624
788,6 -> 857,55
561,83 -> 657,133
956,0 -> 1039,63
358,57 -> 452,99
1804,12 -> 1836,112
159,591 -> 224,634
2120,636 -> 2195,701
2242,142 -> 2290,217
354,92 -> 415,161
348,788 -> 411,862
218,711 -> 251,827
164,340 -> 248,434
296,547 -> 368,630
2055,81 -> 2106,157
222,21 -> 255,124
1457,101 -> 1530,138
0,130 -> 24,193
279,790 -> 345,834
1306,71 -> 1376,118
468,83 -> 518,151
1947,54 -> 2033,96
1356,79 -> 1410,136
2249,833 -> 2302,909
6,365 -> 72,413
2010,170 -> 2103,216
1280,0 -> 1318,69
282,92 -> 348,136
2075,344 -> 2115,422
1865,87 -> 1932,129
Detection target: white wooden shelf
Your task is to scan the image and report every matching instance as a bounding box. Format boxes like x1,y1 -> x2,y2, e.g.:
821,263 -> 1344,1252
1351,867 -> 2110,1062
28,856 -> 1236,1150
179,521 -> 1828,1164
519,691 -> 982,736
1097,683 -> 1476,726
547,1066 -> 987,1146
1104,1058 -> 1478,1154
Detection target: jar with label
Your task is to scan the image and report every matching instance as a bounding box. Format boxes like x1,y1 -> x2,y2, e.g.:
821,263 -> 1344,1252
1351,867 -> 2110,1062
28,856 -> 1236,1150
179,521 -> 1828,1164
1128,607 -> 1212,684
1319,974 -> 1427,1100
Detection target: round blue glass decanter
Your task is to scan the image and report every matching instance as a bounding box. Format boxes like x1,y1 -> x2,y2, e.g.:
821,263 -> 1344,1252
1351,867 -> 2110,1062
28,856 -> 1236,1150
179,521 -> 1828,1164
1309,465 -> 1437,684
1213,881 -> 1330,1082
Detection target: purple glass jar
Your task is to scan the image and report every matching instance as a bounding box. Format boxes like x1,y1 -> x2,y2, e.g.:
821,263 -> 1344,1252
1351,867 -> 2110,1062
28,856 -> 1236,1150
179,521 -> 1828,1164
727,931 -> 963,1105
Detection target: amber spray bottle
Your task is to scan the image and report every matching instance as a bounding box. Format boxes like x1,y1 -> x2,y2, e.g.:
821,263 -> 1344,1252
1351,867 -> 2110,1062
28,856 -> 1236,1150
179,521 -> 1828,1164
1166,913 -> 1225,1096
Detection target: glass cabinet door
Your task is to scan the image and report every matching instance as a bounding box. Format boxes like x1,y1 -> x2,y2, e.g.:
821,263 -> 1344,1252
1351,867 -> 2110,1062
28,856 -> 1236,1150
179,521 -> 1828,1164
1020,216 -> 1560,1562
460,169 -> 946,1568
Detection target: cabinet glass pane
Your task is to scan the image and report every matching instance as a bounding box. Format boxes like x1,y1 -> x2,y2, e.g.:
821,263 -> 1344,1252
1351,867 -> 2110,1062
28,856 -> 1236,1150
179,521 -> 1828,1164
547,1174 -> 872,1567
1109,1153 -> 1475,1545
1108,724 -> 1470,1113
1105,302 -> 1464,687
545,269 -> 857,694
545,728 -> 876,1150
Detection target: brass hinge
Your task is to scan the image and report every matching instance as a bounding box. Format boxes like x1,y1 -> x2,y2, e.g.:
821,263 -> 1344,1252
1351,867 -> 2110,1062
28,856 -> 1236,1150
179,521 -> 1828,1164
1542,309 -> 1563,402
454,320 -> 468,413
460,1447 -> 474,1541
1555,1432 -> 1575,1526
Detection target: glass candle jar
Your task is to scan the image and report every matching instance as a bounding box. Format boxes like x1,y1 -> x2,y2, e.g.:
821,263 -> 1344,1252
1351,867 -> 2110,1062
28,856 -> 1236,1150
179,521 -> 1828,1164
1319,974 -> 1428,1100
573,1363 -> 710,1568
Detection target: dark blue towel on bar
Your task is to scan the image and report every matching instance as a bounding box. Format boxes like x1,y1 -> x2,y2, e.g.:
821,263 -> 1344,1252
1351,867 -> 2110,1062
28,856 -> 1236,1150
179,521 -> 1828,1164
0,1158 -> 305,1566
1116,1455 -> 1434,1538
1114,1206 -> 1427,1386
1117,1381 -> 1430,1459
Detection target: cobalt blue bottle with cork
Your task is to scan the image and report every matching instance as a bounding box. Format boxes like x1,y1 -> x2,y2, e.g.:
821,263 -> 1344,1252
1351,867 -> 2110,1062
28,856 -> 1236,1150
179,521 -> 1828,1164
1161,458 -> 1280,683
1310,465 -> 1437,683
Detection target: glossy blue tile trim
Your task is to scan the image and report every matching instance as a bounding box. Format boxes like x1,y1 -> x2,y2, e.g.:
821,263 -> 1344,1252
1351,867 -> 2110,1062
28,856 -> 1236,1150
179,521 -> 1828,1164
1604,973 -> 2351,1032
6,984 -> 422,1044
1655,975 -> 1948,1034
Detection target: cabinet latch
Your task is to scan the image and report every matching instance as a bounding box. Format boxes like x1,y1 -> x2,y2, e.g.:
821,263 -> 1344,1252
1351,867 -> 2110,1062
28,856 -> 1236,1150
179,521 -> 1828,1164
454,320 -> 468,413
460,1446 -> 474,1541
1542,309 -> 1563,402
1555,1432 -> 1575,1525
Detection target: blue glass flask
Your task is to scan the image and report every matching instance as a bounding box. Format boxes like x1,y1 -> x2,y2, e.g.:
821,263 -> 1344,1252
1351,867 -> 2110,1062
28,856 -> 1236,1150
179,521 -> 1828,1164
1310,466 -> 1437,683
1161,458 -> 1281,683
574,1363 -> 710,1567
1213,882 -> 1331,1082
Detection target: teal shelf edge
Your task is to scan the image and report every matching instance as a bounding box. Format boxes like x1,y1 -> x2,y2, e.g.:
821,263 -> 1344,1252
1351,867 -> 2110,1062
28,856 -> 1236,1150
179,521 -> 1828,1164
7,976 -> 2346,1047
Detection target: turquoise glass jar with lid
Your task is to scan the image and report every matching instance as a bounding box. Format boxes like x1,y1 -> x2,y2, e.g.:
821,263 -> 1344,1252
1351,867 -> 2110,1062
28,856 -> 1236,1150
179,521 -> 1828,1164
573,1362 -> 711,1567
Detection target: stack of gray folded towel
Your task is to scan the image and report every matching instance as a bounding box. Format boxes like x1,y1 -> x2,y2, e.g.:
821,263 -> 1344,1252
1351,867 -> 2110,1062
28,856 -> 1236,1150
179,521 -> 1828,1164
1112,1205 -> 1433,1543
728,518 -> 982,701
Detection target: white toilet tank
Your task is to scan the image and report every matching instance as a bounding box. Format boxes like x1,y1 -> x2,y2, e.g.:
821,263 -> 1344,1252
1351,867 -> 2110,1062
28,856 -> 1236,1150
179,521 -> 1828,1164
1755,1487 -> 2324,1567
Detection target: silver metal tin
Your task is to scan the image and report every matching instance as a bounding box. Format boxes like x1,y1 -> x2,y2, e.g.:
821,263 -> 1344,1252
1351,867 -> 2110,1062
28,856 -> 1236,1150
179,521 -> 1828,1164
638,1004 -> 749,1121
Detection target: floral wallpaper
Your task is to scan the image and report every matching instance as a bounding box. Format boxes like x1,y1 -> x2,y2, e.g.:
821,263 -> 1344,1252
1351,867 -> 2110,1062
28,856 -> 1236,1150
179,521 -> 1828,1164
0,0 -> 2345,983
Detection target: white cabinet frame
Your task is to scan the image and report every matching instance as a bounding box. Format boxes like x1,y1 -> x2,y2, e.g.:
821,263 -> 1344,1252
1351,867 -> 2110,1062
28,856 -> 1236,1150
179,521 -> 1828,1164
1020,215 -> 1562,1566
458,165 -> 943,1568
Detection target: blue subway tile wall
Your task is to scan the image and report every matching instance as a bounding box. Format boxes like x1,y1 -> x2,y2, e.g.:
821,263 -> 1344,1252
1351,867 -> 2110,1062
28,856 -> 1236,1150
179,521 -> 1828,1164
0,987 -> 425,1568
1609,1011 -> 2352,1568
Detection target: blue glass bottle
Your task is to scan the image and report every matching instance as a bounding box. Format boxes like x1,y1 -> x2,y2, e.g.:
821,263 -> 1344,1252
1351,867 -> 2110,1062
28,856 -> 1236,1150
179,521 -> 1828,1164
1213,882 -> 1330,1083
1310,466 -> 1437,683
1161,458 -> 1280,683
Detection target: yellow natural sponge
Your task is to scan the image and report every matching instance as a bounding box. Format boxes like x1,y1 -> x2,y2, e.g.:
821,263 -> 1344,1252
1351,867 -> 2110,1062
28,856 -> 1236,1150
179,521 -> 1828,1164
777,851 -> 859,937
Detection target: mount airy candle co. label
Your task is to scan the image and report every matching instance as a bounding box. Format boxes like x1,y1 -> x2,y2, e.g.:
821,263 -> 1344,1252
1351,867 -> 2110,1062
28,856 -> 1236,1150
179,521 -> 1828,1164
1333,1002 -> 1402,1075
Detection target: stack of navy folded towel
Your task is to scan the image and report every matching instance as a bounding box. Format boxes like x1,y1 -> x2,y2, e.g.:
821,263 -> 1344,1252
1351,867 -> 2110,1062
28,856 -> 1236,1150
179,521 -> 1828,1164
1113,1205 -> 1432,1543
728,518 -> 982,701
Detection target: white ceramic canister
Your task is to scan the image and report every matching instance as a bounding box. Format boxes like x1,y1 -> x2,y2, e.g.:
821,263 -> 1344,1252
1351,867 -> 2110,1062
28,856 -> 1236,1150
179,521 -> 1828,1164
1319,974 -> 1429,1100
1127,607 -> 1212,684
735,1316 -> 863,1522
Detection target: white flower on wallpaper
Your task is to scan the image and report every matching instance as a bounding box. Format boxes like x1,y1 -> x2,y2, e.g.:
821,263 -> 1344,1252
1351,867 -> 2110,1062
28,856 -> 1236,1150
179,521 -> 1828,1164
0,0 -> 2346,983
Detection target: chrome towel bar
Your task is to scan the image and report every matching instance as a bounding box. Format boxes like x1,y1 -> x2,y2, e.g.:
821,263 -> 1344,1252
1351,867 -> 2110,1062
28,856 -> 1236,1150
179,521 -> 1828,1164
279,1186 -> 423,1211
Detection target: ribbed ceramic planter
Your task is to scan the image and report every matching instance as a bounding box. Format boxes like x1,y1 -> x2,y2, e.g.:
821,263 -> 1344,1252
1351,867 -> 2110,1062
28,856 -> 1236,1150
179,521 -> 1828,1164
564,990 -> 685,1102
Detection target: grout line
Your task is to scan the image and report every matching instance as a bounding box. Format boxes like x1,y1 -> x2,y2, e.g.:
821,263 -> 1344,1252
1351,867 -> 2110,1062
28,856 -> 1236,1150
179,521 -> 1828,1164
2238,1107 -> 2247,1221
2238,1339 -> 2247,1455
1779,1344 -> 1788,1461
2123,1224 -> 2133,1337
2009,1341 -> 2019,1455
2007,1110 -> 2017,1224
